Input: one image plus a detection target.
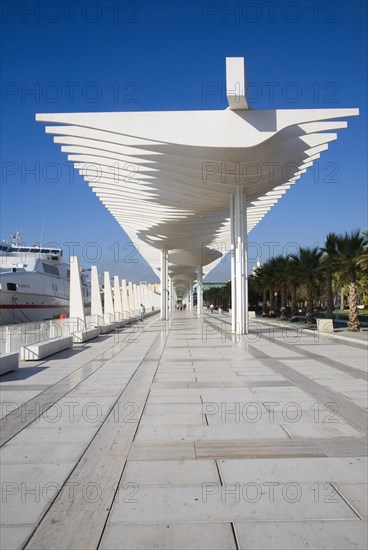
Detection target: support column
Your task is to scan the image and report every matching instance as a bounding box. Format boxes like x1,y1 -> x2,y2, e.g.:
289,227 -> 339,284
169,276 -> 174,316
230,194 -> 236,333
160,245 -> 168,320
114,275 -> 123,321
232,187 -> 248,335
103,271 -> 115,323
189,283 -> 193,311
133,284 -> 140,314
197,266 -> 203,317
128,282 -> 135,315
121,279 -> 129,318
70,256 -> 86,330
91,265 -> 103,319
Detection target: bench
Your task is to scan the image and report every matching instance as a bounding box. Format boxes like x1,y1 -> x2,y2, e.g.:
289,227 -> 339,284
96,322 -> 116,333
20,336 -> 72,361
0,352 -> 19,375
113,320 -> 128,329
72,327 -> 100,343
317,319 -> 334,334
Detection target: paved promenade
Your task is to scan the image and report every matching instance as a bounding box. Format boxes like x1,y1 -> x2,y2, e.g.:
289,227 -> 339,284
0,311 -> 367,549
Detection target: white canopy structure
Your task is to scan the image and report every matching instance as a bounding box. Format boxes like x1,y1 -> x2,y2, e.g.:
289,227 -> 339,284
36,58 -> 358,333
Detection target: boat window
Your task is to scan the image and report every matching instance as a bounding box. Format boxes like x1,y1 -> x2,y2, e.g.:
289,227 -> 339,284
42,263 -> 60,276
7,283 -> 17,291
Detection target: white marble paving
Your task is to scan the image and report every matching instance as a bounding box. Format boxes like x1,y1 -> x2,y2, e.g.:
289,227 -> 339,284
234,520 -> 367,549
109,484 -> 357,523
1,312 -> 367,549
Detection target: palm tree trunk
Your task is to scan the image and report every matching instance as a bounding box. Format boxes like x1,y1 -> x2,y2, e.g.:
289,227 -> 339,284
290,284 -> 298,317
280,286 -> 287,320
269,289 -> 275,317
274,292 -> 280,317
306,283 -> 314,324
348,272 -> 360,332
325,268 -> 334,318
262,289 -> 268,316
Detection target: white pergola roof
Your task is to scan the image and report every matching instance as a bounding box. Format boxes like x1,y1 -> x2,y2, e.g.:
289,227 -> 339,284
36,60 -> 358,295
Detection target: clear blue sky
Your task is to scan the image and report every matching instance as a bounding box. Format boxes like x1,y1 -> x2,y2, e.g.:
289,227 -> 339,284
1,0 -> 367,282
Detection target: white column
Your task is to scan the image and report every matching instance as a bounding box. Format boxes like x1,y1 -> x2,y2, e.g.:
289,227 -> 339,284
141,284 -> 148,309
189,283 -> 193,311
103,271 -> 115,323
70,256 -> 86,330
230,194 -> 237,333
128,282 -> 136,315
121,279 -> 129,318
169,276 -> 174,316
114,275 -> 123,321
91,265 -> 103,319
197,266 -> 203,317
133,284 -> 140,313
160,245 -> 168,320
234,187 -> 248,334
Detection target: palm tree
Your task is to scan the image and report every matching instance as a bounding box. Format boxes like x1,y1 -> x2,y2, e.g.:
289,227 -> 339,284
334,230 -> 366,331
271,255 -> 290,320
262,259 -> 277,317
356,230 -> 368,272
250,269 -> 267,315
253,261 -> 272,315
289,247 -> 323,324
285,257 -> 299,318
320,233 -> 338,319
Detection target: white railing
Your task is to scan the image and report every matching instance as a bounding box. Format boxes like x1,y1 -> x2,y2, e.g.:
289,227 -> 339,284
0,317 -> 80,355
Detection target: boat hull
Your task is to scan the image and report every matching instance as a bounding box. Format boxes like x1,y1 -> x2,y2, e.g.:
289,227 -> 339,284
0,291 -> 70,325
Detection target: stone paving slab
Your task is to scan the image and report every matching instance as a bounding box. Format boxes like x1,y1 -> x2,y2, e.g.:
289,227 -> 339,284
0,526 -> 36,550
234,520 -> 367,549
108,484 -> 357,523
0,443 -> 87,464
218,457 -> 367,483
122,459 -> 220,486
333,483 -> 368,518
128,441 -> 196,461
99,523 -> 237,550
135,423 -> 290,442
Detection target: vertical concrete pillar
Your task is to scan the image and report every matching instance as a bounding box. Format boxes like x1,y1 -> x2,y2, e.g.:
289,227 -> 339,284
70,256 -> 86,330
233,187 -> 248,335
91,265 -> 103,319
128,282 -> 135,315
103,272 -> 115,323
160,245 -> 168,320
197,266 -> 203,317
133,284 -> 140,314
114,275 -> 123,321
230,194 -> 237,333
189,283 -> 193,311
121,279 -> 129,318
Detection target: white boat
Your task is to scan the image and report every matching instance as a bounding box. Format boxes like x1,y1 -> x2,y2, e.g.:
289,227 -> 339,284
0,235 -> 90,325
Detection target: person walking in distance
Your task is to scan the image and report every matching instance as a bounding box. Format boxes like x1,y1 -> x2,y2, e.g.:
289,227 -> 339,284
139,303 -> 145,321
